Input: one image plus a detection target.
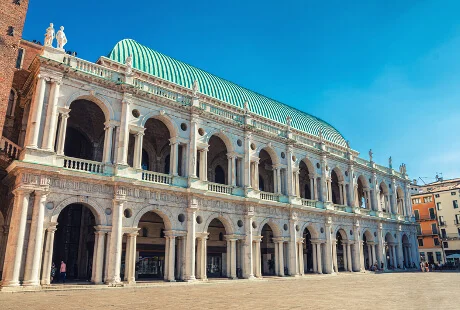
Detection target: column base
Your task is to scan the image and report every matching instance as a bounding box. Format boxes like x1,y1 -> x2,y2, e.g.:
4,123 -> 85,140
244,275 -> 256,280
1,280 -> 20,287
167,279 -> 176,282
229,277 -> 238,280
40,280 -> 50,285
21,280 -> 41,287
184,276 -> 197,282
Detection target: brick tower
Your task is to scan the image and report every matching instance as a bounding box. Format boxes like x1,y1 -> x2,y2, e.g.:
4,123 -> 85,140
0,0 -> 30,132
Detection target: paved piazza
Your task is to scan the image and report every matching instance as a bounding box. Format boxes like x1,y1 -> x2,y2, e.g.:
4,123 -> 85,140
0,273 -> 457,309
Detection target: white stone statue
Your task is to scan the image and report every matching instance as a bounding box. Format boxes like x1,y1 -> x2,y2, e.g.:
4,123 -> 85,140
346,140 -> 350,149
56,26 -> 67,50
244,100 -> 249,114
192,80 -> 199,97
369,149 -> 373,162
125,55 -> 133,76
286,115 -> 292,127
44,23 -> 55,47
318,129 -> 323,142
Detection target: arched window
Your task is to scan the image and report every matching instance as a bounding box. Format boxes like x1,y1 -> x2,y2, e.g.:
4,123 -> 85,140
7,89 -> 15,117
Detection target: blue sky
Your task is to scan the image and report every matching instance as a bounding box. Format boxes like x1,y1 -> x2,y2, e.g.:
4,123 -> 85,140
23,0 -> 460,183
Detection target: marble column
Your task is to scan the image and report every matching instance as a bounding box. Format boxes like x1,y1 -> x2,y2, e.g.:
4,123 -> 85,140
201,236 -> 208,280
170,138 -> 179,176
1,189 -> 31,287
106,199 -> 124,285
347,243 -> 352,272
102,123 -> 115,164
94,230 -> 106,284
316,243 -> 323,274
133,131 -> 145,170
40,225 -> 57,285
343,243 -> 348,271
310,178 -> 315,200
230,238 -> 237,279
278,241 -> 285,276
397,240 -> 404,268
164,236 -> 170,281
185,203 -> 197,281
117,95 -> 131,165
189,116 -> 198,178
324,224 -> 333,274
42,78 -> 61,150
254,238 -> 262,278
339,182 -> 344,205
312,242 -> 317,273
104,232 -> 111,283
332,240 -> 338,273
242,212 -> 254,279
288,219 -> 298,276
392,245 -> 397,268
56,111 -> 70,155
167,235 -> 176,281
199,148 -> 208,181
27,75 -> 46,148
327,179 -> 332,202
297,240 -> 304,275
372,244 -> 377,266
23,191 -> 47,286
343,183 -> 348,206
196,237 -> 202,279
367,245 -> 372,268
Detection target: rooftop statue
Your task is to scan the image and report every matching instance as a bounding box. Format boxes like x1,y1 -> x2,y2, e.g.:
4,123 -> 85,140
56,26 -> 67,50
125,55 -> 133,76
44,23 -> 55,47
244,101 -> 249,114
389,156 -> 393,169
369,149 -> 373,162
286,115 -> 292,128
318,129 -> 323,143
192,80 -> 199,97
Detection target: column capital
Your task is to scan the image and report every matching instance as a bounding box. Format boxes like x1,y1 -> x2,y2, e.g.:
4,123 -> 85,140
104,121 -> 117,130
297,237 -> 305,244
164,230 -> 186,237
12,187 -> 33,196
169,136 -> 180,145
253,235 -> 263,242
226,152 -> 238,159
196,232 -> 209,240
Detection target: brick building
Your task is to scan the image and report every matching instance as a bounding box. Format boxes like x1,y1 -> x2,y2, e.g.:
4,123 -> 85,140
412,193 -> 444,264
0,0 -> 30,133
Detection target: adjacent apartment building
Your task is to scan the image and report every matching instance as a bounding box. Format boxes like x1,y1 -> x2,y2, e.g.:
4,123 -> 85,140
413,178 -> 460,262
411,193 -> 444,264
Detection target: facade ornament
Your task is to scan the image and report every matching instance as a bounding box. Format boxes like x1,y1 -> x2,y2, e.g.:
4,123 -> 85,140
244,100 -> 250,114
346,140 -> 350,150
44,23 -> 55,47
318,129 -> 323,143
389,156 -> 393,169
286,115 -> 291,128
192,80 -> 199,97
56,26 -> 67,50
369,149 -> 373,162
125,55 -> 133,76
399,163 -> 407,174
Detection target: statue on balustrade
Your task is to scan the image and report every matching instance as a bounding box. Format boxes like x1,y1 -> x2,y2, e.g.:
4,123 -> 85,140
44,23 -> 55,47
56,26 -> 67,50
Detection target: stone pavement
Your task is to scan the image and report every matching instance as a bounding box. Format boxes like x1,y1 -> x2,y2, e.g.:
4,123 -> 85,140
0,272 -> 458,310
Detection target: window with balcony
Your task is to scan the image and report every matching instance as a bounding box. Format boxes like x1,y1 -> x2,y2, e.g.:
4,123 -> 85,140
453,200 -> 458,209
434,238 -> 440,246
455,214 -> 460,225
429,208 -> 436,220
441,228 -> 447,239
424,196 -> 432,203
439,216 -> 445,226
418,239 -> 423,247
417,224 -> 422,235
437,202 -> 442,210
414,209 -> 420,220
443,241 -> 449,248
431,223 -> 438,235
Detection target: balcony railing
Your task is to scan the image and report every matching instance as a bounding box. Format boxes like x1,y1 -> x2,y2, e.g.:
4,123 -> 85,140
355,157 -> 370,167
141,171 -> 172,185
439,221 -> 447,227
334,204 -> 347,212
440,233 -> 460,240
0,136 -> 21,160
208,182 -> 233,194
260,191 -> 279,202
252,120 -> 287,138
292,134 -> 317,148
63,157 -> 104,174
415,215 -> 437,221
417,230 -> 438,236
301,198 -> 317,208
454,220 -> 460,226
133,78 -> 192,106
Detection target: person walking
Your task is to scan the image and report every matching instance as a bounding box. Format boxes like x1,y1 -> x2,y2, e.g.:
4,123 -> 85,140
60,261 -> 67,283
50,262 -> 56,283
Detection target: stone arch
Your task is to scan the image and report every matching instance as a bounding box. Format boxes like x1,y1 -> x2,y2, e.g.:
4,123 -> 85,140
301,158 -> 315,175
65,91 -> 114,122
257,218 -> 282,237
384,232 -> 395,243
51,196 -> 107,225
257,145 -> 280,165
363,229 -> 374,242
132,204 -> 174,231
202,213 -> 235,235
335,227 -> 349,241
396,186 -> 405,214
402,233 -> 409,244
140,111 -> 179,138
300,222 -> 320,239
206,131 -> 234,153
357,175 -> 370,188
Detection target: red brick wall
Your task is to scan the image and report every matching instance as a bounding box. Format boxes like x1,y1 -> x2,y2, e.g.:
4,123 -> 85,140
0,0 -> 30,133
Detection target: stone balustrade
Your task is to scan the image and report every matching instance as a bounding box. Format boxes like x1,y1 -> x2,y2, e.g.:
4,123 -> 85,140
141,170 -> 172,185
63,156 -> 104,174
0,136 -> 21,160
208,182 -> 233,194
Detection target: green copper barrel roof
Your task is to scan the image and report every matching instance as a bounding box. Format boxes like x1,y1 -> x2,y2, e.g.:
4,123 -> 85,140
108,39 -> 346,146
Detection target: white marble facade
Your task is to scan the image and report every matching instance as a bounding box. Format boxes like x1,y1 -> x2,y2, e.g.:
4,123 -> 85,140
0,43 -> 419,289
